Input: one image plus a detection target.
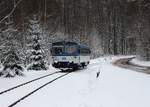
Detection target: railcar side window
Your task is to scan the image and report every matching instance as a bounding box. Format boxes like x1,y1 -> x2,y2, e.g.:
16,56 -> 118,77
80,48 -> 90,55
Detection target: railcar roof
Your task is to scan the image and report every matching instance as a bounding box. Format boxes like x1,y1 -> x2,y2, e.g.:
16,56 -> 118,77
52,41 -> 78,45
52,41 -> 90,49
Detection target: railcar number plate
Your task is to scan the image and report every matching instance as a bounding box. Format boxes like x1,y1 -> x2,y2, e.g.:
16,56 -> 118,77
62,57 -> 66,60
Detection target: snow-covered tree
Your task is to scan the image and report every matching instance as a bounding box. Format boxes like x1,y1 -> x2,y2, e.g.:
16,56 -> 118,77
1,50 -> 24,77
0,21 -> 24,77
27,15 -> 48,70
89,29 -> 103,58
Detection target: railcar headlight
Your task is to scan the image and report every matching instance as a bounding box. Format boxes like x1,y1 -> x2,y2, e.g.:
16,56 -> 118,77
54,61 -> 58,63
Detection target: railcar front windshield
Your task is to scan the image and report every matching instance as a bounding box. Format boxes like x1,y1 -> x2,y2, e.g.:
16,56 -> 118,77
52,41 -> 78,55
65,45 -> 77,54
52,46 -> 64,55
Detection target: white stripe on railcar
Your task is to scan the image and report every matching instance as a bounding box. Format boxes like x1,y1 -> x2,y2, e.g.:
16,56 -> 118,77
52,55 -> 90,64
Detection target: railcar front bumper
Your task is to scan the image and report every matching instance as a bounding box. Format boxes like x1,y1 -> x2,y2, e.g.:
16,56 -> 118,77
52,62 -> 78,68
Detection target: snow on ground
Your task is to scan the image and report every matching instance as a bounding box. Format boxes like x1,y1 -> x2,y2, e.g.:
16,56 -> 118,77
0,65 -> 57,92
0,56 -> 150,107
130,58 -> 150,67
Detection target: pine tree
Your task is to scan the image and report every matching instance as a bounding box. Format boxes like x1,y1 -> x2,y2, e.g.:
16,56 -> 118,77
2,50 -> 24,77
0,21 -> 24,77
27,15 -> 48,70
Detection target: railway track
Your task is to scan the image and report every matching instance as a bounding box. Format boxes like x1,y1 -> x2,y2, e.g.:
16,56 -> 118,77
0,71 -> 60,95
0,69 -> 73,107
8,72 -> 71,107
113,57 -> 150,74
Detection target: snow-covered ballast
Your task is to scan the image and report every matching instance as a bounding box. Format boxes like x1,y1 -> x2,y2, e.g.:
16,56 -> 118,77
51,41 -> 91,69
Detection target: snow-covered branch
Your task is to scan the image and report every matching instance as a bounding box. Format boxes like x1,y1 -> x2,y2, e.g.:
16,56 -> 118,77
0,0 -> 24,24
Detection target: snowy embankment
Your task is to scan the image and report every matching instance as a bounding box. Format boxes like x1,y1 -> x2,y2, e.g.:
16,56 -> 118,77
130,58 -> 150,67
0,56 -> 150,107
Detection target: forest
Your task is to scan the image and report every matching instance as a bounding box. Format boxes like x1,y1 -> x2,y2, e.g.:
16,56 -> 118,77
0,0 -> 150,76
